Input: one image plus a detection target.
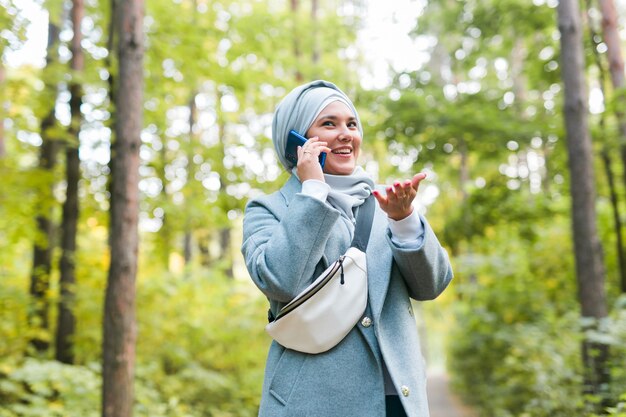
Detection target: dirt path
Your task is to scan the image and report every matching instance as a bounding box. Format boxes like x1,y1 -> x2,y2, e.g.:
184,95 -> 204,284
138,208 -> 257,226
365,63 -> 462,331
427,373 -> 478,417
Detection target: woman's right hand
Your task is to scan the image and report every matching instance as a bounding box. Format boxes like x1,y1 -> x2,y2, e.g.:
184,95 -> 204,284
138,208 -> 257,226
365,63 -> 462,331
296,136 -> 330,182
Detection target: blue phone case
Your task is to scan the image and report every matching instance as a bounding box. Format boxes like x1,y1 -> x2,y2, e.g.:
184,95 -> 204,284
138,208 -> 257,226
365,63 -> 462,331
285,130 -> 326,168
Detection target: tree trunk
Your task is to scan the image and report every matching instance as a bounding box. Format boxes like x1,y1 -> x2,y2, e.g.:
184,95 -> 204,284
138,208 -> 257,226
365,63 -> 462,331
183,92 -> 198,267
598,0 -> 626,293
311,0 -> 319,65
585,0 -> 626,295
56,0 -> 84,364
29,20 -> 61,354
105,0 -> 117,223
183,232 -> 192,265
557,0 -> 609,404
197,231 -> 213,268
158,146 -> 172,270
290,0 -> 303,82
216,91 -> 233,278
102,0 -> 143,415
219,227 -> 232,278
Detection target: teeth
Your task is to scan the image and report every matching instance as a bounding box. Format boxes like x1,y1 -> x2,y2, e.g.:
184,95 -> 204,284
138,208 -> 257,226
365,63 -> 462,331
332,149 -> 351,154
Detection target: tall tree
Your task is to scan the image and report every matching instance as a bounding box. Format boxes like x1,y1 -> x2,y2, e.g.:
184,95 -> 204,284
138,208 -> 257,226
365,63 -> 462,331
216,88 -> 233,278
290,0 -> 303,82
598,0 -> 626,184
55,0 -> 84,364
102,0 -> 144,415
557,0 -> 609,403
585,0 -> 626,295
29,18 -> 61,353
311,0 -> 319,65
598,0 -> 626,294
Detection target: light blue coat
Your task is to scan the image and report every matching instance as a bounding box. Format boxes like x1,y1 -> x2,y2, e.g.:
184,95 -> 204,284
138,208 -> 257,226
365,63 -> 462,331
241,176 -> 453,417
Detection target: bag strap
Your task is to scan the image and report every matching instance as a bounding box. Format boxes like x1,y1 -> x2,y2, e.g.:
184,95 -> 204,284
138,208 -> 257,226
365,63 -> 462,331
350,194 -> 375,252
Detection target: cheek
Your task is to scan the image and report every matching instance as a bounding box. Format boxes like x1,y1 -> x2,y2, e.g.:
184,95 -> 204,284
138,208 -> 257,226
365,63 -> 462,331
354,139 -> 363,155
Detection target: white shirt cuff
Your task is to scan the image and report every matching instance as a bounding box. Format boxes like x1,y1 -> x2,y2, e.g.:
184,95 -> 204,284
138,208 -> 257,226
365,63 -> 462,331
388,209 -> 424,244
301,179 -> 330,202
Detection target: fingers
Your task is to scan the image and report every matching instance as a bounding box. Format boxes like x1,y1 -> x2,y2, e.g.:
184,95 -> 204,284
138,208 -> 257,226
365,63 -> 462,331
411,172 -> 427,189
296,137 -> 329,182
372,189 -> 388,206
373,173 -> 427,220
297,136 -> 330,160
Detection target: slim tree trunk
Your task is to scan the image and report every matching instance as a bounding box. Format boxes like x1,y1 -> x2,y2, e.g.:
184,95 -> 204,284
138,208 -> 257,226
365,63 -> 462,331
105,0 -> 117,221
585,0 -> 626,295
197,231 -> 214,268
157,145 -> 172,270
102,0 -> 143,415
311,0 -> 319,65
598,0 -> 626,136
29,20 -> 61,353
598,0 -> 626,293
183,92 -> 198,267
290,0 -> 303,82
56,0 -> 84,364
216,90 -> 233,278
557,0 -> 609,404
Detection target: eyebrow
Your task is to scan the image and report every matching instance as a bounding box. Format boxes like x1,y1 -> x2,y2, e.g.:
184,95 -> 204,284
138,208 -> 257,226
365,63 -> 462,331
317,114 -> 357,122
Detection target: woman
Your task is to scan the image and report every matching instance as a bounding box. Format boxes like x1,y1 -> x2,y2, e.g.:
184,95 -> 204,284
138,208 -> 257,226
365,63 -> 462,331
241,80 -> 453,417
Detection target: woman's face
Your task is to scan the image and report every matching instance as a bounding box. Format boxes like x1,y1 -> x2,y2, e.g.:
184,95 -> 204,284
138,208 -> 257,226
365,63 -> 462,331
306,101 -> 362,176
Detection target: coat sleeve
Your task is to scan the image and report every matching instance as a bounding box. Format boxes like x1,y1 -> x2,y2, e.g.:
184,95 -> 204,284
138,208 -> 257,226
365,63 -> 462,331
241,193 -> 341,303
386,214 -> 453,301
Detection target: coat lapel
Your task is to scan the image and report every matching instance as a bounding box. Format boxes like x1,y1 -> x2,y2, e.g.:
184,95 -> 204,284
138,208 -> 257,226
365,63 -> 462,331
366,210 -> 393,320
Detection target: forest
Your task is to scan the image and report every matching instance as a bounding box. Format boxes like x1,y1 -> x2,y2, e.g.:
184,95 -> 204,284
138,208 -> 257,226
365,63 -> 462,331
1,0 -> 625,416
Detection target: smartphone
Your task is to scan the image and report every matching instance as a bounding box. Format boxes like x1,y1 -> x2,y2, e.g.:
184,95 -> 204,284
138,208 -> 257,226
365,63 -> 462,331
285,130 -> 326,169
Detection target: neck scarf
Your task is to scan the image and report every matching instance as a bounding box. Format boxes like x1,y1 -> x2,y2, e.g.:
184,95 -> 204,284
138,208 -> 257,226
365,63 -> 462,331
324,167 -> 374,222
291,166 -> 374,223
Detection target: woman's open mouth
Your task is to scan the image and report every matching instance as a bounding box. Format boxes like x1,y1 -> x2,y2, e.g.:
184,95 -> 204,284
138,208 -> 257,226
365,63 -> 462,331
331,147 -> 353,157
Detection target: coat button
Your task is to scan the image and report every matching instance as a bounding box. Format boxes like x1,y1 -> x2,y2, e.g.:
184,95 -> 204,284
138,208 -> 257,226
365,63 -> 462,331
401,385 -> 410,397
361,317 -> 372,327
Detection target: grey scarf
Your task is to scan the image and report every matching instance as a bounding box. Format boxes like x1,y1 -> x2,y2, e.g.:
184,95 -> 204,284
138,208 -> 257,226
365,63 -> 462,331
290,166 -> 374,224
324,167 -> 374,223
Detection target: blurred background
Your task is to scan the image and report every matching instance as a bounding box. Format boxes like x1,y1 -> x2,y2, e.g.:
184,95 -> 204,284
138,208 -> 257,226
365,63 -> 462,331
1,0 -> 625,416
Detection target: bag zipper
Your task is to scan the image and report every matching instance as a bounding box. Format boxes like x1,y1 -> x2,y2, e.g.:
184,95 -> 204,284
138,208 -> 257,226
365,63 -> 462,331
274,255 -> 346,321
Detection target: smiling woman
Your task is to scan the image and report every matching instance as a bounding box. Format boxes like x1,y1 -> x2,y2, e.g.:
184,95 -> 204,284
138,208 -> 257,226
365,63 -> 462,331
304,101 -> 362,176
240,80 -> 453,417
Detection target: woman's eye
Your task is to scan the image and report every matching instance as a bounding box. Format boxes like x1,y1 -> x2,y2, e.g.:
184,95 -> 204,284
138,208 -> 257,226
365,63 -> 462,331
322,121 -> 334,126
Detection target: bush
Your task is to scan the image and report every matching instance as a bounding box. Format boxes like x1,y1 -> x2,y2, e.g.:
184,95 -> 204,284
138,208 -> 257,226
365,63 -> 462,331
0,267 -> 270,416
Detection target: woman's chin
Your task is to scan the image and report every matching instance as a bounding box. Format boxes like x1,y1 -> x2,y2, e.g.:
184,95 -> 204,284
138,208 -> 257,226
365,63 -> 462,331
324,162 -> 356,176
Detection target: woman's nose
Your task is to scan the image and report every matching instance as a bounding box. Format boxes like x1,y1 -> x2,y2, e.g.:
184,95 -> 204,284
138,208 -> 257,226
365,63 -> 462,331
338,127 -> 352,142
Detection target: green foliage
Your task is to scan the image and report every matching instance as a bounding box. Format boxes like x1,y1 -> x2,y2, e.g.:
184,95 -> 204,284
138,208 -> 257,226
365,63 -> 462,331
0,266 -> 269,416
0,0 -> 28,54
446,219 -> 585,417
0,359 -> 101,417
3,0 -> 626,414
134,267 -> 269,415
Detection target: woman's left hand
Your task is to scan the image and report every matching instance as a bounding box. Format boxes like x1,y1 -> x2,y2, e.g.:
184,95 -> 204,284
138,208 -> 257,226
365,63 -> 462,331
372,173 -> 427,221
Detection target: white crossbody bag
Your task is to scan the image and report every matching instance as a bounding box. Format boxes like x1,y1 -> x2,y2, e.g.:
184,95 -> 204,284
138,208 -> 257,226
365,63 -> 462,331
265,195 -> 375,354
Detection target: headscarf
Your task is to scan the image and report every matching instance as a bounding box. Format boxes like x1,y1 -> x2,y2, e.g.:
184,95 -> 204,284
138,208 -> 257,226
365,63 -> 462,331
272,80 -> 362,171
272,80 -> 374,223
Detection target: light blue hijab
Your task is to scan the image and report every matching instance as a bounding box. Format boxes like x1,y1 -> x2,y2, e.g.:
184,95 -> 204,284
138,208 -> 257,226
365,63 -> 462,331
272,80 -> 363,171
272,80 -> 374,223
